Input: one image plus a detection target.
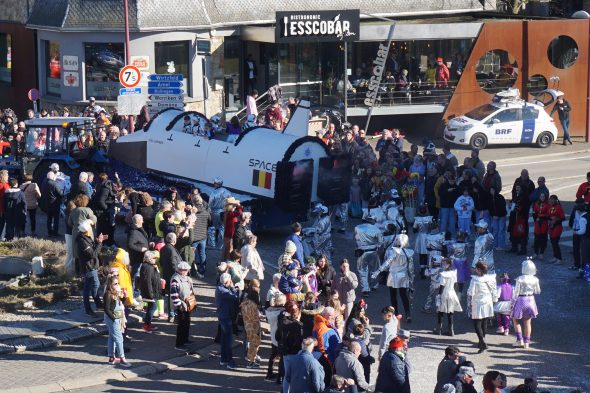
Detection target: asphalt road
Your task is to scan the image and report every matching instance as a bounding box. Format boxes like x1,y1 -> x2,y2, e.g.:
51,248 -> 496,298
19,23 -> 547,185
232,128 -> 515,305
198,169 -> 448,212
67,144 -> 590,393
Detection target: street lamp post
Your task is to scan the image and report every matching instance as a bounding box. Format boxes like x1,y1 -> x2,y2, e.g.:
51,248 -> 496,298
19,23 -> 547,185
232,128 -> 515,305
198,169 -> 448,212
123,0 -> 135,132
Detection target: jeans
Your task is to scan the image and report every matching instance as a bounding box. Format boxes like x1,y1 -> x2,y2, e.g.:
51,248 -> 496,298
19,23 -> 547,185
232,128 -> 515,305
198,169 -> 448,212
475,210 -> 490,225
104,314 -> 125,358
561,117 -> 571,143
439,208 -> 456,239
144,301 -> 157,324
83,270 -> 100,313
165,294 -> 176,319
283,354 -> 297,393
28,208 -> 37,233
192,239 -> 207,274
5,220 -> 24,240
219,318 -> 233,363
458,216 -> 471,235
490,216 -> 507,248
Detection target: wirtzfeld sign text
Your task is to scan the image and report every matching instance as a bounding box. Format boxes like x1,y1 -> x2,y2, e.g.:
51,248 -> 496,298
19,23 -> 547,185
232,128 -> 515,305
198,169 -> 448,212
276,10 -> 359,43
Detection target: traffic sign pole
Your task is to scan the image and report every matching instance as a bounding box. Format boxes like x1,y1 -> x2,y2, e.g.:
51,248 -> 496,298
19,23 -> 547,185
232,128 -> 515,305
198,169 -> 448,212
123,0 -> 134,132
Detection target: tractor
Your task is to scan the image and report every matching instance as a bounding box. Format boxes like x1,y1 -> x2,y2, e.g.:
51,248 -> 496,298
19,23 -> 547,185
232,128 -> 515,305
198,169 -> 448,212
22,117 -> 109,185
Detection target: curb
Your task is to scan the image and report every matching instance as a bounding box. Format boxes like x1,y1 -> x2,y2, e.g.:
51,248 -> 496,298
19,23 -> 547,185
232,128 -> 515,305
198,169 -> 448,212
0,341 -> 236,393
0,323 -> 108,355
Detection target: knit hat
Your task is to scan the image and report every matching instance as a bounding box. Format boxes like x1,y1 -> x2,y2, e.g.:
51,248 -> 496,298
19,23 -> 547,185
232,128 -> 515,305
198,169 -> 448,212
458,366 -> 475,377
285,240 -> 297,254
441,384 -> 456,393
388,337 -> 405,350
398,329 -> 411,340
474,219 -> 488,229
217,262 -> 228,273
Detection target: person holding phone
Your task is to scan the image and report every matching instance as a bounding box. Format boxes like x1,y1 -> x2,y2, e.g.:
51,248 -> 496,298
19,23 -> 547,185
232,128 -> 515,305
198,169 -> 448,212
76,219 -> 107,316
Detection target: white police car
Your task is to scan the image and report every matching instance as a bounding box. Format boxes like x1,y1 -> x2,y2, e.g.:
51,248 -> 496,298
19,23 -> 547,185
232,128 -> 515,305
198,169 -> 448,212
444,88 -> 558,149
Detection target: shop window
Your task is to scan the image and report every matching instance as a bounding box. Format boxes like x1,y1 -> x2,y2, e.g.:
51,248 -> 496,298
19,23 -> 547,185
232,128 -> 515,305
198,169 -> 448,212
475,49 -> 518,94
155,41 -> 190,95
0,33 -> 11,84
526,74 -> 548,96
45,40 -> 61,96
547,35 -> 578,69
223,37 -> 242,107
84,42 -> 124,101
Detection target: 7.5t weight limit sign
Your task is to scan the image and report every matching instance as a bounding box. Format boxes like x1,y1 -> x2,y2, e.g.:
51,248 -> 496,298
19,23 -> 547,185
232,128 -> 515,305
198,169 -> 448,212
119,65 -> 141,88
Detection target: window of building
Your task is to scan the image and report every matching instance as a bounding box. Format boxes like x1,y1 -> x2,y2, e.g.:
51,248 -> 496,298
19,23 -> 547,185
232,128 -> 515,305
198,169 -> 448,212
155,41 -> 191,96
223,37 -> 243,108
45,40 -> 61,96
0,33 -> 11,84
84,42 -> 125,101
547,35 -> 578,69
475,49 -> 518,94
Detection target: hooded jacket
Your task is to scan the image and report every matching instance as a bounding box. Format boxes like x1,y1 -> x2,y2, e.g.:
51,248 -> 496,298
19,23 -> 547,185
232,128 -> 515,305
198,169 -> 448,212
312,314 -> 341,364
91,179 -> 116,215
301,302 -> 324,338
111,250 -> 134,306
139,259 -> 161,301
276,313 -> 304,356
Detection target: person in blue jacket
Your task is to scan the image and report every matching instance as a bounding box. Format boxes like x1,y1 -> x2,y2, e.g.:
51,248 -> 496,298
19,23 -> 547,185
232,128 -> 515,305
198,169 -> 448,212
286,222 -> 305,264
215,273 -> 239,369
375,336 -> 411,393
285,337 -> 325,393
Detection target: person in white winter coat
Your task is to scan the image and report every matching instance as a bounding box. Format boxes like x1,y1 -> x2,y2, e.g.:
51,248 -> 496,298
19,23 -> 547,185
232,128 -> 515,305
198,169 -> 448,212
467,261 -> 498,353
207,178 -> 231,248
240,235 -> 265,283
434,258 -> 462,336
473,220 -> 495,273
511,258 -> 541,349
373,233 -> 414,322
454,188 -> 474,235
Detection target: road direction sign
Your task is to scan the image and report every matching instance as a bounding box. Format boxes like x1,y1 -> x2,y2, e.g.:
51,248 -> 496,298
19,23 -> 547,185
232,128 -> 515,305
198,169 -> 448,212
119,87 -> 142,95
148,102 -> 185,109
149,95 -> 184,102
148,74 -> 184,82
147,88 -> 184,95
119,65 -> 141,88
147,81 -> 183,88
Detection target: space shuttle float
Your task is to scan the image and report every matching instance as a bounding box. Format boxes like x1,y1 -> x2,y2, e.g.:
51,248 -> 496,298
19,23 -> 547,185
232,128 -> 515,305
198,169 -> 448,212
109,99 -> 352,228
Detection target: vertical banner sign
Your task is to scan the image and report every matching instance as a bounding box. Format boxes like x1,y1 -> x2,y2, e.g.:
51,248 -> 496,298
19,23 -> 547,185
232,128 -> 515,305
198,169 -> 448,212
364,24 -> 396,132
276,10 -> 360,43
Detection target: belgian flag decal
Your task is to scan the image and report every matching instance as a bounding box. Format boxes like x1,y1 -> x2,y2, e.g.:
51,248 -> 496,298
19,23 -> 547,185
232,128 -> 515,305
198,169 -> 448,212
252,169 -> 272,189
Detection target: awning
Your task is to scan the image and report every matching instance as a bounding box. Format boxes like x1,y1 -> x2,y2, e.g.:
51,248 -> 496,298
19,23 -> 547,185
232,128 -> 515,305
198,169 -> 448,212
241,22 -> 482,43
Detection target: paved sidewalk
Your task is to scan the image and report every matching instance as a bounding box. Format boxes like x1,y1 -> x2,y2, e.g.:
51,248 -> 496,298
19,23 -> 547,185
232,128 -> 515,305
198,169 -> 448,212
0,276 -> 224,392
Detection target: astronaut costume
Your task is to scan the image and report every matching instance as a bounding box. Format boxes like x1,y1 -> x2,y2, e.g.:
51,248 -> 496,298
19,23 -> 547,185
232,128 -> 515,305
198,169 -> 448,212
425,225 -> 445,278
446,235 -> 470,294
207,178 -> 231,248
354,216 -> 384,294
334,202 -> 349,233
304,204 -> 332,257
413,215 -> 433,277
473,220 -> 495,274
423,255 -> 443,312
373,233 -> 414,319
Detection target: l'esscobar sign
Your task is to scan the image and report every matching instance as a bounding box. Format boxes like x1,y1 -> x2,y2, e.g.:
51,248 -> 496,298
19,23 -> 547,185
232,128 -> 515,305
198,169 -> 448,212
276,10 -> 360,43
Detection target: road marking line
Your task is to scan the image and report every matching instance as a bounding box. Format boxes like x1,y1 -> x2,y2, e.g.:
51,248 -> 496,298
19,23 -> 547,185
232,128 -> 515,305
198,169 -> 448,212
498,155 -> 590,168
492,149 -> 590,164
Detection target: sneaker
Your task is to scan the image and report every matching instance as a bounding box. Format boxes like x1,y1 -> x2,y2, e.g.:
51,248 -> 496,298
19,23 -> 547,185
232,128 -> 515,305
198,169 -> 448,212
247,362 -> 261,369
514,340 -> 524,347
524,342 -> 530,349
503,330 -> 510,336
174,345 -> 187,351
196,272 -> 205,279
496,327 -> 505,334
158,313 -> 169,320
220,361 -> 229,366
119,358 -> 132,368
255,355 -> 262,363
548,257 -> 557,263
143,323 -> 153,333
123,334 -> 133,343
108,357 -> 116,364
227,362 -> 239,370
265,373 -> 276,381
552,259 -> 563,265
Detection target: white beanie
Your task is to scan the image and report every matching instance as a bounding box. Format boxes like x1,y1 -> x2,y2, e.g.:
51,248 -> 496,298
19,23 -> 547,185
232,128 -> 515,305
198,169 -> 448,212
285,240 -> 297,254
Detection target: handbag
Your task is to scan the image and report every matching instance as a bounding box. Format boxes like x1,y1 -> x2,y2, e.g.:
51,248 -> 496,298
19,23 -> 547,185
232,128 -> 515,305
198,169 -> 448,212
185,293 -> 197,313
113,308 -> 124,319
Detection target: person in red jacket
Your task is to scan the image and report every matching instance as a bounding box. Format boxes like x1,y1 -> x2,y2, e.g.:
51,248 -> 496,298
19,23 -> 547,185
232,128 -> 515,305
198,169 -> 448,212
532,192 -> 549,260
222,197 -> 243,261
435,57 -> 450,88
575,172 -> 590,204
547,195 -> 566,265
0,170 -> 10,239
